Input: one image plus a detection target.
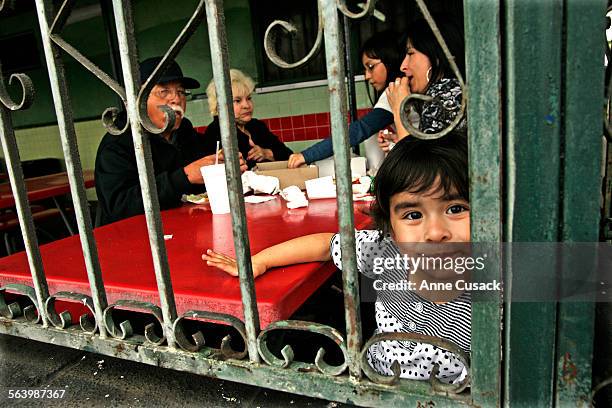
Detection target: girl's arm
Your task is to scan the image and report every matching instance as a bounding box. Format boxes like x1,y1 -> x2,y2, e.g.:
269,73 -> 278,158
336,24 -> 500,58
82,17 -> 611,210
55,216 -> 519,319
291,108 -> 393,167
202,232 -> 334,278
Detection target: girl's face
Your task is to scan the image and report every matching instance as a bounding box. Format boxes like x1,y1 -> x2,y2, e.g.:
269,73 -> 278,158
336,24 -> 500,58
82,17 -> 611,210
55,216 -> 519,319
232,87 -> 253,126
400,41 -> 432,94
388,183 -> 470,244
362,53 -> 388,92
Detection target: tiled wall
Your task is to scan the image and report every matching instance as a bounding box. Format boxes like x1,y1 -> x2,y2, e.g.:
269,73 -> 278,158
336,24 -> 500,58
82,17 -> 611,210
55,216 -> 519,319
194,108 -> 372,143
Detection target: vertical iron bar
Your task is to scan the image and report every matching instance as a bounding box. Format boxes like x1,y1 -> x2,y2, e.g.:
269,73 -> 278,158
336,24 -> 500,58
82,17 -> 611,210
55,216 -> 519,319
111,0 -> 177,347
34,0 -> 108,337
0,83 -> 50,327
463,0 -> 503,405
556,0 -> 606,405
504,0 -> 563,405
343,15 -> 359,155
204,0 -> 261,363
343,15 -> 357,123
100,0 -> 124,100
319,0 -> 362,379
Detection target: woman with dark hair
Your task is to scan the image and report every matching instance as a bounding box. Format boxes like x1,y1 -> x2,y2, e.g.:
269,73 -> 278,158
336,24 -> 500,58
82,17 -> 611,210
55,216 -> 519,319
386,15 -> 466,139
287,30 -> 405,169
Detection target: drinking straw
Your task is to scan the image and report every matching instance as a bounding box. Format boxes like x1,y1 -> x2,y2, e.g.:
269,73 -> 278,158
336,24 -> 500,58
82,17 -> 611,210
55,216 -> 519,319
215,141 -> 220,165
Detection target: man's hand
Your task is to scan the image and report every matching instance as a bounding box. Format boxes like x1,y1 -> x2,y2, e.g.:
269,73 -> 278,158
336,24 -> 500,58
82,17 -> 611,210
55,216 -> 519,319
247,138 -> 273,162
287,153 -> 306,168
202,249 -> 267,278
184,152 -> 247,184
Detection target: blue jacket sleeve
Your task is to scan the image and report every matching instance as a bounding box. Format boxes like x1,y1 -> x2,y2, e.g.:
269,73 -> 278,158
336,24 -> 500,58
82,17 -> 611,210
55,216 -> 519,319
301,108 -> 394,164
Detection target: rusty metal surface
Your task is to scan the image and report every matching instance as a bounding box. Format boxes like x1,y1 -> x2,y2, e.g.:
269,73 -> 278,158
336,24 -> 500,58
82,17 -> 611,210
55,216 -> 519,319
360,332 -> 470,394
0,64 -> 50,328
111,0 -> 180,348
34,0 -> 109,337
103,299 -> 165,346
204,0 -> 261,364
45,291 -> 98,334
257,320 -> 348,376
173,310 -> 248,360
0,319 -> 473,407
318,0 -> 362,381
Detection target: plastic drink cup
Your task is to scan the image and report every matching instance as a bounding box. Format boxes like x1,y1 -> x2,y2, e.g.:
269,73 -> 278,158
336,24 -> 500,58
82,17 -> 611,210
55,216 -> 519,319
200,164 -> 230,214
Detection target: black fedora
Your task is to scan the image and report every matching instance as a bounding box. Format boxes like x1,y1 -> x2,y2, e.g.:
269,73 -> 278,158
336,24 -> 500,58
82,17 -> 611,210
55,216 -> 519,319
139,56 -> 200,89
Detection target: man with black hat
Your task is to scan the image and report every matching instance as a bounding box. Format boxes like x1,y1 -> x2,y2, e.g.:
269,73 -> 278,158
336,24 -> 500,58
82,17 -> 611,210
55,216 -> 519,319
95,57 -> 246,225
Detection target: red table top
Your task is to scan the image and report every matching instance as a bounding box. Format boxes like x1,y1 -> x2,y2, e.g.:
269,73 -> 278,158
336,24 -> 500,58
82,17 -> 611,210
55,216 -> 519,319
0,170 -> 95,209
0,197 -> 372,328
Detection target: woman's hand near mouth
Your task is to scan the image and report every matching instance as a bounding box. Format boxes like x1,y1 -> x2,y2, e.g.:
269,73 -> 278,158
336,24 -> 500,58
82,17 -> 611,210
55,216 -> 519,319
386,77 -> 411,138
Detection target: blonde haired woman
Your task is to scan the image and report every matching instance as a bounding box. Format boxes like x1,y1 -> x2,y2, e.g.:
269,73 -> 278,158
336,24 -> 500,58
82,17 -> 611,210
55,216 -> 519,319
204,69 -> 292,169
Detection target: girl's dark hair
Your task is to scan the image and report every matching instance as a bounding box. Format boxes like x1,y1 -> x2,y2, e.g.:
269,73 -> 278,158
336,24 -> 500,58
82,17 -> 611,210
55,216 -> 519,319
404,15 -> 465,84
371,132 -> 468,235
359,30 -> 403,99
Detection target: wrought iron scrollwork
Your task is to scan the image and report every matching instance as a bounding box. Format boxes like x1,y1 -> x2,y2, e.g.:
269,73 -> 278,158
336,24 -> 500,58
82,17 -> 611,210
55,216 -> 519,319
336,0 -> 376,19
257,320 -> 348,376
398,0 -> 466,141
0,0 -> 16,14
360,332 -> 470,394
263,0 -> 377,69
103,299 -> 165,345
47,0 -> 128,135
45,292 -> 97,334
136,0 -> 206,135
263,7 -> 323,70
0,68 -> 35,112
172,310 -> 248,359
0,284 -> 41,323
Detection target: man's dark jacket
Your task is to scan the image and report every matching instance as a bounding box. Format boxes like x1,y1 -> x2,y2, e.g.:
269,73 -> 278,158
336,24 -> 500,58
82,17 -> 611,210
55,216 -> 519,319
95,117 -> 211,225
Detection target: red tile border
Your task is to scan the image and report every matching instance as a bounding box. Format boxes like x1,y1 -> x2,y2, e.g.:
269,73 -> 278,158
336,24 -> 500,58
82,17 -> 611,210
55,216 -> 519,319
304,113 -> 316,127
291,115 -> 304,128
194,109 -> 374,143
269,117 -> 280,131
293,127 -> 306,141
304,127 -> 318,139
280,117 -> 292,130
315,113 -> 330,126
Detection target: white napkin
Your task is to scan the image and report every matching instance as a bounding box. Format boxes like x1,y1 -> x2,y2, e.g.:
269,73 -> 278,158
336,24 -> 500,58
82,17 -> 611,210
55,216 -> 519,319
241,171 -> 280,195
305,176 -> 336,199
280,185 -> 308,209
244,195 -> 277,204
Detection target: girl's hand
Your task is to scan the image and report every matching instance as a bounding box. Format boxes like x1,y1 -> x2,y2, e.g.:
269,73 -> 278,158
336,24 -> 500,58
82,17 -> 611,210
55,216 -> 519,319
287,153 -> 306,168
202,249 -> 268,278
377,130 -> 398,153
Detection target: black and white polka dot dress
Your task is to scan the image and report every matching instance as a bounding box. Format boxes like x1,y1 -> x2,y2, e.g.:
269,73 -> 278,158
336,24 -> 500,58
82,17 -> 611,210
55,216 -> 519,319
330,230 -> 471,384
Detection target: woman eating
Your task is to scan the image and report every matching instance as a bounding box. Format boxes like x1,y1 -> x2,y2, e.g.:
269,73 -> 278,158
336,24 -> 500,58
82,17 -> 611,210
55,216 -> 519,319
204,69 -> 293,169
385,16 -> 466,140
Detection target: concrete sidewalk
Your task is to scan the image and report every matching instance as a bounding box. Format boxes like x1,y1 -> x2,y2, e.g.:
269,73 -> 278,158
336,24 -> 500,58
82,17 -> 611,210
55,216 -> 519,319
0,334 -> 344,408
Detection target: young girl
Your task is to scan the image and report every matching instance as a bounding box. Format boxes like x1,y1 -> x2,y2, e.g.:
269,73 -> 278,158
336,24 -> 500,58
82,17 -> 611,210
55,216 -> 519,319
203,132 -> 470,384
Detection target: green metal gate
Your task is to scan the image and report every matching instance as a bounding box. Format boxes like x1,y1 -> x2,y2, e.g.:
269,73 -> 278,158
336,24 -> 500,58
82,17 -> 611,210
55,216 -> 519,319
0,0 -> 608,406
